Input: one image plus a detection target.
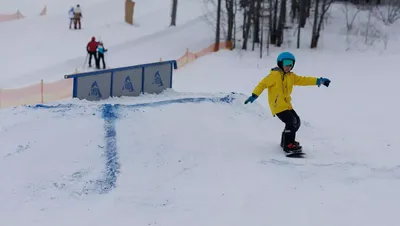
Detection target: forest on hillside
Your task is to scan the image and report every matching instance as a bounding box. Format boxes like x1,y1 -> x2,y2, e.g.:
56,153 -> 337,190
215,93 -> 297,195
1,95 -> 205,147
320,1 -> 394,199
170,0 -> 400,54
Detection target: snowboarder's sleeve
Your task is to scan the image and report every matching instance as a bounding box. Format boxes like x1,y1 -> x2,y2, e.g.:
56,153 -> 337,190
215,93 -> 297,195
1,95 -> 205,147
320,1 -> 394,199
252,74 -> 275,96
293,73 -> 318,86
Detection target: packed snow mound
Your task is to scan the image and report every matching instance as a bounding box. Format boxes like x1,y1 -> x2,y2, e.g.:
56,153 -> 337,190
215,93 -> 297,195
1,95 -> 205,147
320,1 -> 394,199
1,91 -> 400,226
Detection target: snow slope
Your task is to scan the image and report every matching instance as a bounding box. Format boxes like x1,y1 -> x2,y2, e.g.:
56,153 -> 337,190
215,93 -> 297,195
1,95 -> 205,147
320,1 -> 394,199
1,87 -> 400,226
1,1 -> 400,225
1,48 -> 400,225
0,0 -> 214,88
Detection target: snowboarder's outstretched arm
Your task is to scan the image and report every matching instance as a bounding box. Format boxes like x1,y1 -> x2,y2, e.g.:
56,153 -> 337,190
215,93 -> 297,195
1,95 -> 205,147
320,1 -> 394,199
253,75 -> 275,96
245,74 -> 275,104
293,73 -> 330,87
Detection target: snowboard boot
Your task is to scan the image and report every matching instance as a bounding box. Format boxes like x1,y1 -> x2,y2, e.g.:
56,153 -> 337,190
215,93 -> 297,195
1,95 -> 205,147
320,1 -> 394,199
284,143 -> 302,153
280,131 -> 300,147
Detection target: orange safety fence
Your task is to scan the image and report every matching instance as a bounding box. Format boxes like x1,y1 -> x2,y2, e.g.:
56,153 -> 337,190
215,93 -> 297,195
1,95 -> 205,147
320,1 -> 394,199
0,6 -> 47,23
0,41 -> 232,109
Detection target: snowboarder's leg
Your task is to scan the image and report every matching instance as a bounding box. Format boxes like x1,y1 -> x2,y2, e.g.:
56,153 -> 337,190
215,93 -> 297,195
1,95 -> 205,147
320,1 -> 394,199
276,110 -> 301,152
290,109 -> 301,145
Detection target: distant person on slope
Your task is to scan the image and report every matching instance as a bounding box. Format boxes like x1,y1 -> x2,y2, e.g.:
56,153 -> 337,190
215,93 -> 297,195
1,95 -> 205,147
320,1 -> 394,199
86,37 -> 98,67
68,7 -> 75,29
244,52 -> 331,153
96,41 -> 108,69
73,4 -> 82,29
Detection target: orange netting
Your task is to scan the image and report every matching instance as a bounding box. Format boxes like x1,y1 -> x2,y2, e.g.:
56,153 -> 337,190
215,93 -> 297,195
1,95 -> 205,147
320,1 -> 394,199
0,41 -> 232,108
0,6 -> 47,23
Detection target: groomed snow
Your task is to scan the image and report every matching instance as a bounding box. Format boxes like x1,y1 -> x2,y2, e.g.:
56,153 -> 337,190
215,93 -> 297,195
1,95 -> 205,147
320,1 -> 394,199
1,0 -> 400,225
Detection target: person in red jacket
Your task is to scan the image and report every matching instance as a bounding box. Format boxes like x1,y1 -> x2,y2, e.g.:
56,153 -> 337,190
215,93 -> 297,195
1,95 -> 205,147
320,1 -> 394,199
86,37 -> 98,67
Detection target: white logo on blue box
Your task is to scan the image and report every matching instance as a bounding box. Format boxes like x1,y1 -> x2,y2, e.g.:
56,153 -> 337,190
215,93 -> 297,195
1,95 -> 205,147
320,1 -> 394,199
89,81 -> 102,98
122,76 -> 134,92
153,71 -> 164,87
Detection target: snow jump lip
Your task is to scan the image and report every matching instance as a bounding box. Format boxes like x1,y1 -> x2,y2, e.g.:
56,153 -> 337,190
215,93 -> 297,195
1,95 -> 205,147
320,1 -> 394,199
22,92 -> 240,194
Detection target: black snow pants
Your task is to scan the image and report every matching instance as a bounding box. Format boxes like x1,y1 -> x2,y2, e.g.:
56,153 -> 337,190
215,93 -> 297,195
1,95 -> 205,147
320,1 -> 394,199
88,51 -> 97,67
96,53 -> 106,69
276,109 -> 301,147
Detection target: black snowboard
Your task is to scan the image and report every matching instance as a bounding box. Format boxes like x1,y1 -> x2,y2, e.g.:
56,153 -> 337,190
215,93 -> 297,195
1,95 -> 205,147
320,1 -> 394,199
280,143 -> 305,158
283,148 -> 305,158
285,151 -> 305,158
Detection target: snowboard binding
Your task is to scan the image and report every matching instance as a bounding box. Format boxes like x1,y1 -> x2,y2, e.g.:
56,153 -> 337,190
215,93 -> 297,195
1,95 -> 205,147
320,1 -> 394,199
281,138 -> 304,157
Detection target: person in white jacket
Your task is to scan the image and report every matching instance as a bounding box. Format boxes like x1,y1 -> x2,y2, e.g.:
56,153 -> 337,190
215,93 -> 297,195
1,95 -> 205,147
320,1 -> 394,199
73,4 -> 82,29
68,7 -> 75,29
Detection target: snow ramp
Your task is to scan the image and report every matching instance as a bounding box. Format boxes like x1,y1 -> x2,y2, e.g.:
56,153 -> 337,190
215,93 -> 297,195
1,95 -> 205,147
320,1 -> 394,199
1,92 -> 399,226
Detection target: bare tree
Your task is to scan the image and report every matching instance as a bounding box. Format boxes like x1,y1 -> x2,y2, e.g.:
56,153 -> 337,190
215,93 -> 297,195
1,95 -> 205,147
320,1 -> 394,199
374,0 -> 400,24
270,0 -> 279,44
241,0 -> 256,50
297,0 -> 306,48
276,0 -> 287,47
225,0 -> 236,48
310,0 -> 334,48
341,0 -> 362,49
202,0 -> 228,42
170,0 -> 178,26
365,5 -> 374,44
233,0 -> 239,48
290,0 -> 298,23
349,1 -> 390,49
299,0 -> 308,27
259,0 -> 270,57
342,1 -> 362,32
252,0 -> 262,51
215,0 -> 222,51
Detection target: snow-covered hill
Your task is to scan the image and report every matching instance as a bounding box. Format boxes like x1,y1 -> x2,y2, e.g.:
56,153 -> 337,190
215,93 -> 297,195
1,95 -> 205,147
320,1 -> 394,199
1,0 -> 400,225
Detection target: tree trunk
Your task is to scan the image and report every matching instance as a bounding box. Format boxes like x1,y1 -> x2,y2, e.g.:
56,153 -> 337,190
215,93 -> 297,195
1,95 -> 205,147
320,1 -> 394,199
242,1 -> 254,50
270,0 -> 278,44
311,0 -> 333,48
260,8 -> 264,58
276,0 -> 287,47
298,0 -> 305,48
233,0 -> 238,49
291,0 -> 297,23
215,0 -> 222,51
299,0 -> 307,27
243,7 -> 247,39
225,0 -> 235,48
170,0 -> 178,26
252,0 -> 262,50
306,0 -> 311,18
310,0 -> 320,48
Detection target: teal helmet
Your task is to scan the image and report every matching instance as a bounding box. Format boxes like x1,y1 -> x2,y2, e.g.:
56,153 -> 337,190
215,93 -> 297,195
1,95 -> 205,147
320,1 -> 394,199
277,52 -> 296,70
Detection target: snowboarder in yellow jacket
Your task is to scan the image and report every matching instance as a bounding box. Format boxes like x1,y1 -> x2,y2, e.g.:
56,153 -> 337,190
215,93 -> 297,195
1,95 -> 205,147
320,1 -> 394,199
244,52 -> 330,153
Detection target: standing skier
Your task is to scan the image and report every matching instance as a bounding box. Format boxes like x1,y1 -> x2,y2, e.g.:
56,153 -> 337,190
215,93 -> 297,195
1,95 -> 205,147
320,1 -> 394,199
68,7 -> 75,29
244,52 -> 331,153
86,37 -> 98,68
96,41 -> 108,69
73,4 -> 82,29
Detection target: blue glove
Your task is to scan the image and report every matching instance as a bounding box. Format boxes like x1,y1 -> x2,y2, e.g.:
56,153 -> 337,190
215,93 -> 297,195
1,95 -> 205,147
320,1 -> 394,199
244,94 -> 258,104
317,77 -> 330,87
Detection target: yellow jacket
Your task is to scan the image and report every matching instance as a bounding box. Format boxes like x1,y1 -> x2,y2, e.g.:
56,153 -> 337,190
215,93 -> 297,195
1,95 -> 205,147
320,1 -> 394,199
252,67 -> 318,116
